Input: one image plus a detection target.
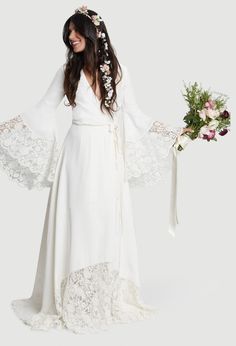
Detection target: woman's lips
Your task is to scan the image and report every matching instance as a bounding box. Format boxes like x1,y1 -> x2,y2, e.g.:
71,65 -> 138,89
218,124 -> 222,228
71,41 -> 80,47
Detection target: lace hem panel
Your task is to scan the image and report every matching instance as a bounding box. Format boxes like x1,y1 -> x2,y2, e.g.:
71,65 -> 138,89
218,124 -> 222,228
125,121 -> 182,187
11,262 -> 158,334
0,114 -> 60,190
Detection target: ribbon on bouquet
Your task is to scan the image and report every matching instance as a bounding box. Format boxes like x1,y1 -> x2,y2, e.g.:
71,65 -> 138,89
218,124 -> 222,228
168,146 -> 179,237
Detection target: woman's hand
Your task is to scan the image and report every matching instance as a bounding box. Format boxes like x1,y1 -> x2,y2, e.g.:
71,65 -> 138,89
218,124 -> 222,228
174,127 -> 194,150
181,127 -> 194,135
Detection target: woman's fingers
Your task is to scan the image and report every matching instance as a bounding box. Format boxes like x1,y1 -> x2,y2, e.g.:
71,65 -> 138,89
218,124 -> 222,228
182,127 -> 194,134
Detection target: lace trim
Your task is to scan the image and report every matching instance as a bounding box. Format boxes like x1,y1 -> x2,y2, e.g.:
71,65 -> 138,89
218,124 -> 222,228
149,120 -> 182,140
11,262 -> 158,334
0,114 -> 60,190
125,121 -> 182,187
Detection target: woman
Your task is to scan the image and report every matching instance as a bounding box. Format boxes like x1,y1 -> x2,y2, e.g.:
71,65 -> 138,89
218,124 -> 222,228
0,5 -> 192,334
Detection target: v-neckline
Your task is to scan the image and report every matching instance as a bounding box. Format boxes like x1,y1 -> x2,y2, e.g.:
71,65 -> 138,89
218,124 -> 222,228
81,69 -> 101,103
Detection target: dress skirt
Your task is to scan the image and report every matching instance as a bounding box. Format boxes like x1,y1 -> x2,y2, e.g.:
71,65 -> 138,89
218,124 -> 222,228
11,120 -> 158,334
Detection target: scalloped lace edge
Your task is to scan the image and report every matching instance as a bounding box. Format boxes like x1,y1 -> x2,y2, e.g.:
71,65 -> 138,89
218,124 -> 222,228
11,262 -> 158,334
0,114 -> 60,190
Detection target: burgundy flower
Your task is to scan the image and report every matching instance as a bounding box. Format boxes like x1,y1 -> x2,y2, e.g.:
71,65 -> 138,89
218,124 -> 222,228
221,110 -> 230,118
219,128 -> 228,136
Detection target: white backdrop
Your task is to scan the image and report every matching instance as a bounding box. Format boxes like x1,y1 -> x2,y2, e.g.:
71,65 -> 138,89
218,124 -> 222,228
0,0 -> 235,344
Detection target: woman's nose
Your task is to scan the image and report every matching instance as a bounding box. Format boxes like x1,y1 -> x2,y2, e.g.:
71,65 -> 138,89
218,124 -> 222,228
69,30 -> 75,40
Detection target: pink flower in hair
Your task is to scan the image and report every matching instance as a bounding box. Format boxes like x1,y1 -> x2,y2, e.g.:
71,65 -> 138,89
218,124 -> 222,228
79,5 -> 88,12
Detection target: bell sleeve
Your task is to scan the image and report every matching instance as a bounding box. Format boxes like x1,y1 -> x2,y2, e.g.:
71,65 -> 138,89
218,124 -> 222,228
0,64 -> 65,190
120,65 -> 183,236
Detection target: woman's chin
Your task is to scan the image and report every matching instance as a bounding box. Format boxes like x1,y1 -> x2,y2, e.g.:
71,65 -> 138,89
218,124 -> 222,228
73,47 -> 83,53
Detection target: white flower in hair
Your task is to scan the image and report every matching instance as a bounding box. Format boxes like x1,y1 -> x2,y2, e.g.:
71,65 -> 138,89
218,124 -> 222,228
100,63 -> 110,74
91,15 -> 103,26
108,89 -> 113,97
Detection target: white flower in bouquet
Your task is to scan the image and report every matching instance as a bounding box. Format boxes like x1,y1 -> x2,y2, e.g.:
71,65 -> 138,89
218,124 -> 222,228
198,109 -> 207,121
208,119 -> 219,130
206,108 -> 220,119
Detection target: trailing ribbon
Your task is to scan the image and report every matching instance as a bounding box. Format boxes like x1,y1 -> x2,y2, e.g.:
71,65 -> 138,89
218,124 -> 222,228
168,146 -> 179,237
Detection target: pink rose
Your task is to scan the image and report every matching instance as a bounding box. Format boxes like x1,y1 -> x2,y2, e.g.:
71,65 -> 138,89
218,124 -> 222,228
205,99 -> 215,109
199,125 -> 216,141
202,130 -> 216,141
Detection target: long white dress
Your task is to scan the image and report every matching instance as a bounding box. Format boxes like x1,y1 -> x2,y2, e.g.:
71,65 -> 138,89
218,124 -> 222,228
0,63 -> 182,334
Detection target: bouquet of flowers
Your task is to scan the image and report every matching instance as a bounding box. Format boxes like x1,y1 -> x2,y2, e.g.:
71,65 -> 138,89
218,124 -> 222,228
175,82 -> 231,151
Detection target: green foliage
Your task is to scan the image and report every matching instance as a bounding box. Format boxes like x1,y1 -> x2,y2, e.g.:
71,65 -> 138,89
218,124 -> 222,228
182,82 -> 211,112
215,97 -> 227,110
216,117 -> 230,131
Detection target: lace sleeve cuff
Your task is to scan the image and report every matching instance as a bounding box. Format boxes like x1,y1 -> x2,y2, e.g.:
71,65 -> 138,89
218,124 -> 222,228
0,114 -> 60,190
148,120 -> 183,140
124,120 -> 182,187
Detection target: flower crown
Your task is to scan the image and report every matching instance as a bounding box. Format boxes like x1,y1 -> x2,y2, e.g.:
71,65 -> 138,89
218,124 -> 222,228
74,5 -> 113,108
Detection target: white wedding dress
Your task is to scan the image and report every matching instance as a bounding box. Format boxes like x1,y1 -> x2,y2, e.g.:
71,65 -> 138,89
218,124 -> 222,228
0,63 -> 182,334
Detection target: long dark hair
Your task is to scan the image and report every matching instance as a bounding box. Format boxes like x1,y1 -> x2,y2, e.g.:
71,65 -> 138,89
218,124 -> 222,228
62,9 -> 123,118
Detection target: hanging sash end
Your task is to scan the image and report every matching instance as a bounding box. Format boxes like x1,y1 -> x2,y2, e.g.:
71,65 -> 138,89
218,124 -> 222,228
168,146 -> 179,238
